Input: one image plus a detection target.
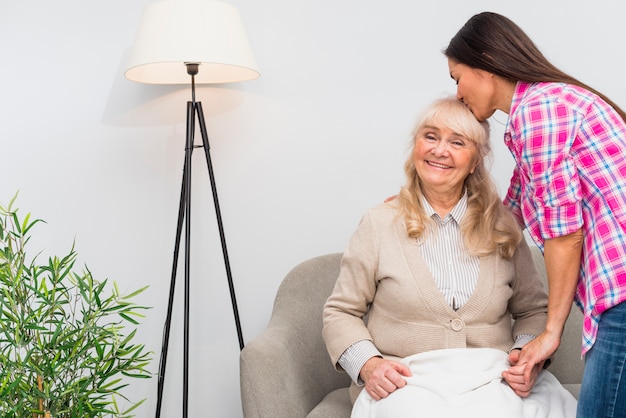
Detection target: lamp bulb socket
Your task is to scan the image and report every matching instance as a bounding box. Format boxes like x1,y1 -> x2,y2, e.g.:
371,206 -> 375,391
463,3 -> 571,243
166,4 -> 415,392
185,62 -> 200,76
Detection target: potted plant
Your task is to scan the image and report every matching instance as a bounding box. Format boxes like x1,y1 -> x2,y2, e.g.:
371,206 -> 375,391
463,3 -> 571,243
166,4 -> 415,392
0,196 -> 153,417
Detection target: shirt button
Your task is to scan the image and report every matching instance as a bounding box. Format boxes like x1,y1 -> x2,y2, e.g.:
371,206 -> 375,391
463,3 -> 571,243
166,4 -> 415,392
451,319 -> 464,331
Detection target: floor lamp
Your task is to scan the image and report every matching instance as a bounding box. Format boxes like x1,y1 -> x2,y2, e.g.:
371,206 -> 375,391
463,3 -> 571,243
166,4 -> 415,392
124,1 -> 260,417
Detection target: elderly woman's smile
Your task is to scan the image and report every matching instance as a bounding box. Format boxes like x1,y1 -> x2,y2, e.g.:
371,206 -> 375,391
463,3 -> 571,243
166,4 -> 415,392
413,125 -> 478,202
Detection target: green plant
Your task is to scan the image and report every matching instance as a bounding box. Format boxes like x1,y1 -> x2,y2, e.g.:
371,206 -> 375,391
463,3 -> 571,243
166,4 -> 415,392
0,196 -> 152,417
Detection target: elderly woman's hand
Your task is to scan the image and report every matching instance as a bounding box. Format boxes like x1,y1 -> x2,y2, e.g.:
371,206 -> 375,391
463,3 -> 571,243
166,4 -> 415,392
360,357 -> 412,400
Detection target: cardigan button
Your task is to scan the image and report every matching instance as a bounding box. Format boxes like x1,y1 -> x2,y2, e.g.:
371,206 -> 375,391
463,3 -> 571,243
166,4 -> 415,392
451,318 -> 464,331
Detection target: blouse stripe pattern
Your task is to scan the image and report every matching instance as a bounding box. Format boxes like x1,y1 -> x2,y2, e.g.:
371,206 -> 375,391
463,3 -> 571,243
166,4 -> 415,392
419,194 -> 480,310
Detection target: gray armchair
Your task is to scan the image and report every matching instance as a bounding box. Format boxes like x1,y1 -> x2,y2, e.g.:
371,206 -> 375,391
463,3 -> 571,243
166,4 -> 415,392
240,247 -> 584,418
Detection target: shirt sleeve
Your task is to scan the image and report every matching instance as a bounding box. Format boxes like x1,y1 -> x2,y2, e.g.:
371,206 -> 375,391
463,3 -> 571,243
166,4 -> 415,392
337,339 -> 382,385
510,334 -> 535,352
515,99 -> 584,239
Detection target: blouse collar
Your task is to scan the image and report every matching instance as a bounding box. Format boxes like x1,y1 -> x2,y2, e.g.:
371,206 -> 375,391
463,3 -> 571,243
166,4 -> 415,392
421,190 -> 468,224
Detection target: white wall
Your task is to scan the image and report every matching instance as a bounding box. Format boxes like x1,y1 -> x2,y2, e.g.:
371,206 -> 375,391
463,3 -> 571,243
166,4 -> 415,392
1,0 -> 624,416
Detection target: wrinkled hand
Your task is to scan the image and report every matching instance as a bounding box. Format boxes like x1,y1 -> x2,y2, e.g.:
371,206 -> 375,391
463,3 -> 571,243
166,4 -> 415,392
502,332 -> 559,397
502,349 -> 545,397
360,357 -> 412,400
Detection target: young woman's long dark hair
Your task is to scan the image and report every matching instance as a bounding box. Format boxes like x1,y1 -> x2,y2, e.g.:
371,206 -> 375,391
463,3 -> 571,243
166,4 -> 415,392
444,11 -> 626,122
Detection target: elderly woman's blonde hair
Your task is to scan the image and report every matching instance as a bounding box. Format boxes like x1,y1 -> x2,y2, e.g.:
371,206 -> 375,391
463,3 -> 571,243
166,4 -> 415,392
397,97 -> 522,258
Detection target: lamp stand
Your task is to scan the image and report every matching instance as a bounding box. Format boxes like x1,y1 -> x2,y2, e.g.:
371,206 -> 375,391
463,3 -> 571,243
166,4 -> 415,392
155,63 -> 245,418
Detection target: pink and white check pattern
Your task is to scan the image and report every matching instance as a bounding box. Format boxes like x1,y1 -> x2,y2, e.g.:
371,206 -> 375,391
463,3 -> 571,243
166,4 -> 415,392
503,81 -> 626,355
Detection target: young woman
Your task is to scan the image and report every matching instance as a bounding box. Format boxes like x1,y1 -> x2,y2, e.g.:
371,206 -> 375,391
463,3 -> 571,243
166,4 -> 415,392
445,12 -> 626,418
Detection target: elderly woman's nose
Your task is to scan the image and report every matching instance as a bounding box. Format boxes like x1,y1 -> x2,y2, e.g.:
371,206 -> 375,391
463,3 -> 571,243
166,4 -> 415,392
432,141 -> 449,156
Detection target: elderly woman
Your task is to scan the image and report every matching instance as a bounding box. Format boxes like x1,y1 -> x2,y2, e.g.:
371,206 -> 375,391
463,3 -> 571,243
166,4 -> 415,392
322,98 -> 575,417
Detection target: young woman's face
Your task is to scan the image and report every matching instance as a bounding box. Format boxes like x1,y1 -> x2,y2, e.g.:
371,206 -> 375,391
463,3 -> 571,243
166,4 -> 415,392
413,124 -> 479,198
447,59 -> 500,122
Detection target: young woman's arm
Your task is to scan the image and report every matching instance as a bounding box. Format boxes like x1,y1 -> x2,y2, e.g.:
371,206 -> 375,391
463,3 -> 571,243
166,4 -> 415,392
503,228 -> 582,395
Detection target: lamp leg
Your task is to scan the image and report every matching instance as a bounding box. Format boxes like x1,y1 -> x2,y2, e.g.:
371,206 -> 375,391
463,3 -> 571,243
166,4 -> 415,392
182,101 -> 195,418
155,101 -> 195,418
195,102 -> 245,350
154,168 -> 186,418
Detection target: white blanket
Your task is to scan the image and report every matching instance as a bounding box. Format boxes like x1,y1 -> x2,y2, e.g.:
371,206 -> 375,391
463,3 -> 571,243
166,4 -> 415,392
351,348 -> 577,418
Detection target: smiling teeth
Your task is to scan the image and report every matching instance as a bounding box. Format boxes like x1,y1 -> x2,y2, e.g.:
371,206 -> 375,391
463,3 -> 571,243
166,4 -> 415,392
428,161 -> 450,169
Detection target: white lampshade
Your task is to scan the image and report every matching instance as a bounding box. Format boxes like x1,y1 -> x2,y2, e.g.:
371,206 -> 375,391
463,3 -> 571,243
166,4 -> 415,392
125,0 -> 260,84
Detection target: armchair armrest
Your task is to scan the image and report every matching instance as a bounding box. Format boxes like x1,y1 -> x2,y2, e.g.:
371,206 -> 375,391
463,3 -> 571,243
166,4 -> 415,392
240,253 -> 350,418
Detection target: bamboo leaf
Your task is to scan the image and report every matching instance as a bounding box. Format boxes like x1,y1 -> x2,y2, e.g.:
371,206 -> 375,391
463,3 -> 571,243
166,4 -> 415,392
118,312 -> 140,325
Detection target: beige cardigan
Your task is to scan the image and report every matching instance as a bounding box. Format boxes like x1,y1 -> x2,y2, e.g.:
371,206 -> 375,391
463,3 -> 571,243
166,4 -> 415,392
322,203 -> 548,398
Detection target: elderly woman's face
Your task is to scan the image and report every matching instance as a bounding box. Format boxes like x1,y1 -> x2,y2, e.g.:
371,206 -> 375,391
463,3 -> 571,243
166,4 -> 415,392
413,124 -> 479,197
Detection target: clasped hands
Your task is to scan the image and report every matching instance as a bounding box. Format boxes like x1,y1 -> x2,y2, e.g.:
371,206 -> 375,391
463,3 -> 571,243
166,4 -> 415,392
502,349 -> 545,397
502,331 -> 560,397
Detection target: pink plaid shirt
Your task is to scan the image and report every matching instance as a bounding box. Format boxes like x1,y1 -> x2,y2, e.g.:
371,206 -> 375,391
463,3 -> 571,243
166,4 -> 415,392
503,81 -> 626,355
